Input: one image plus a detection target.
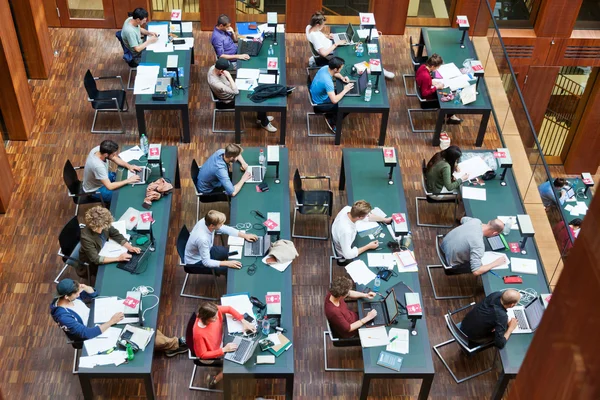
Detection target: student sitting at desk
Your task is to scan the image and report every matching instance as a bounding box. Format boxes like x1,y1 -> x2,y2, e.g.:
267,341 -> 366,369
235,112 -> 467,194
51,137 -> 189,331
211,14 -> 250,64
426,145 -> 469,197
538,178 -> 566,211
83,140 -> 142,204
121,8 -> 158,67
207,58 -> 277,133
79,207 -> 141,280
332,200 -> 392,264
184,210 -> 257,271
415,54 -> 462,124
196,144 -> 252,197
51,279 -> 189,356
193,301 -> 256,388
553,218 -> 582,254
460,290 -> 520,349
325,276 -> 377,339
440,217 -> 506,276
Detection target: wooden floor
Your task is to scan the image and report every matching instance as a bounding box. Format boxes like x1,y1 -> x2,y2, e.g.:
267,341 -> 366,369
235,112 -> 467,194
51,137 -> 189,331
2,25 -> 515,399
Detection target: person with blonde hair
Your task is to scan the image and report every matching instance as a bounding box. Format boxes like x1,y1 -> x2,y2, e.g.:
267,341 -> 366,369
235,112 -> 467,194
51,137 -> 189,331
185,210 -> 257,272
196,144 -> 253,197
331,200 -> 392,264
79,206 -> 141,279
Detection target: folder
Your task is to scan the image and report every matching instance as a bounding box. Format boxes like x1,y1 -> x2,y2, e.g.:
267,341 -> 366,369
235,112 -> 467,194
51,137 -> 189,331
267,333 -> 292,357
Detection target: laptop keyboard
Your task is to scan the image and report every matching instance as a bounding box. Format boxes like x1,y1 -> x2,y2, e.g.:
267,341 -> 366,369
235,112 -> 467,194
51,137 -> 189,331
251,167 -> 262,182
117,252 -> 142,273
514,309 -> 528,329
239,41 -> 261,56
365,302 -> 385,325
232,338 -> 252,362
250,239 -> 262,255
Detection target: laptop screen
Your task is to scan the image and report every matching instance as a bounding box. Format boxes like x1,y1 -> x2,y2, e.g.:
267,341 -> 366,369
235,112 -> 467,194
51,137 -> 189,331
357,70 -> 369,93
345,23 -> 354,41
525,297 -> 545,330
384,289 -> 399,324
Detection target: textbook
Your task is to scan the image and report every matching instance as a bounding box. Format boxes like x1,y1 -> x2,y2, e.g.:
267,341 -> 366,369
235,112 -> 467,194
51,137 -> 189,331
377,350 -> 403,371
267,333 -> 292,357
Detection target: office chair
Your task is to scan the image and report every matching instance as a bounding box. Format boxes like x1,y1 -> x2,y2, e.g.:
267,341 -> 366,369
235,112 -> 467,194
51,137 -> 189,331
56,216 -> 90,283
402,36 -> 428,97
407,79 -> 439,133
177,225 -> 221,300
209,90 -> 245,134
306,68 -> 335,137
416,159 -> 458,228
84,69 -> 128,134
186,312 -> 224,393
63,160 -> 105,217
191,159 -> 230,222
292,169 -> 333,240
426,235 -> 478,300
323,319 -> 362,372
433,302 -> 498,383
67,339 -> 84,375
115,30 -> 137,90
329,239 -> 342,286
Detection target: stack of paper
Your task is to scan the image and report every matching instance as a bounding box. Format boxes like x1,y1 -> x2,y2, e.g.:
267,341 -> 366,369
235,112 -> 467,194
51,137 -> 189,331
118,146 -> 143,163
124,325 -> 155,351
386,328 -> 409,354
566,202 -> 588,216
438,63 -> 462,79
511,258 -> 538,275
394,250 -> 418,273
98,239 -> 128,258
258,74 -> 279,84
345,260 -> 377,285
220,294 -> 256,333
94,297 -> 125,324
482,251 -> 509,270
79,351 -> 128,368
146,23 -> 170,51
111,220 -> 130,241
462,186 -> 487,201
133,64 -> 160,94
498,216 -> 519,231
444,75 -> 471,91
356,28 -> 379,39
367,253 -> 395,269
358,326 -> 389,348
84,327 -> 121,356
453,156 -> 491,180
119,207 -> 141,230
173,37 -> 194,50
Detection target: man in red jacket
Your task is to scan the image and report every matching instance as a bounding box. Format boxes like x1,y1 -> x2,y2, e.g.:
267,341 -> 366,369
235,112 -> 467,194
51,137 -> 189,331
415,54 -> 462,124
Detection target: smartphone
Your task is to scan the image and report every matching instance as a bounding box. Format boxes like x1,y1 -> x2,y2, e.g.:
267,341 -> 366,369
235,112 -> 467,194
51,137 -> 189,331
243,312 -> 255,323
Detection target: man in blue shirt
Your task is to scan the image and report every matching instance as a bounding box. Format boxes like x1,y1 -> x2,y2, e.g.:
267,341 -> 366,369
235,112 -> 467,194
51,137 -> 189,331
211,14 -> 250,65
309,56 -> 354,133
196,144 -> 251,197
538,178 -> 566,210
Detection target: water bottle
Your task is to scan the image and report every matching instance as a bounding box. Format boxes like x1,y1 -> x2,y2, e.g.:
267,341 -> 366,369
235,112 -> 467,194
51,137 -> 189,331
166,84 -> 173,98
262,316 -> 270,335
373,275 -> 381,292
401,231 -> 412,249
454,88 -> 462,104
355,43 -> 364,57
259,148 -> 265,166
502,217 -> 513,236
268,44 -> 274,56
140,134 -> 149,156
364,80 -> 372,102
126,343 -> 135,361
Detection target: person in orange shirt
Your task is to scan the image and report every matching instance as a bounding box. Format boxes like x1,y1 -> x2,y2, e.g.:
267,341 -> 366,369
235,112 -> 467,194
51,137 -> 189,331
193,302 -> 256,388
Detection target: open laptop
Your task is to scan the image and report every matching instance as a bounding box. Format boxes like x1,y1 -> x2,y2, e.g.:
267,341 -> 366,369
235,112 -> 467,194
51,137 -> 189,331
238,31 -> 265,56
224,336 -> 260,364
506,296 -> 545,334
127,166 -> 150,185
244,233 -> 271,257
559,186 -> 575,205
339,70 -> 369,97
361,289 -> 400,327
245,166 -> 266,183
117,246 -> 152,274
332,23 -> 355,45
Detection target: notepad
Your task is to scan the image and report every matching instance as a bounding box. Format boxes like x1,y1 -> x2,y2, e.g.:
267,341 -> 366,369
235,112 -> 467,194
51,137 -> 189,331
511,258 -> 538,275
482,251 -> 509,270
386,328 -> 409,354
367,253 -> 395,269
358,326 -> 389,348
462,186 -> 487,201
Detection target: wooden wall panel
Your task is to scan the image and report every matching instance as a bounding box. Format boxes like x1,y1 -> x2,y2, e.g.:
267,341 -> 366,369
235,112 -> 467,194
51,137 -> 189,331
371,0 -> 409,35
42,0 -> 60,27
534,0 -> 583,38
521,66 -> 559,134
113,0 -> 149,27
499,34 -> 552,66
8,0 -> 54,79
547,37 -> 600,67
0,0 -> 34,140
200,0 -> 235,31
0,140 -> 15,213
452,0 -> 492,36
286,0 -> 321,34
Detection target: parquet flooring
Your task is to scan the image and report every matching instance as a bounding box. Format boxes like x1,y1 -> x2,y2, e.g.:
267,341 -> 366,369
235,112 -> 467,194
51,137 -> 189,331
1,25 -> 515,399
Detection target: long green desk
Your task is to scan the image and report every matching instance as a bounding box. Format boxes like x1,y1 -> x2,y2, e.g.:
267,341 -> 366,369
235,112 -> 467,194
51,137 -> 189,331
136,23 -> 193,143
418,28 -> 492,147
225,147 -> 293,400
339,149 -> 435,400
78,146 -> 180,400
461,151 -> 550,400
235,33 -> 287,145
332,26 -> 390,146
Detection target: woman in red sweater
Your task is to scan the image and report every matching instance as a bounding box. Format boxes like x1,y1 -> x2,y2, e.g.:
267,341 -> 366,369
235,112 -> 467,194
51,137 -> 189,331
415,53 -> 461,124
193,302 -> 256,388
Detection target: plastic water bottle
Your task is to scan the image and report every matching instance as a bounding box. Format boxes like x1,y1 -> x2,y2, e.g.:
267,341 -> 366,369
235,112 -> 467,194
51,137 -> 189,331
259,148 -> 265,166
268,44 -> 274,56
373,275 -> 381,292
126,343 -> 135,361
401,231 -> 412,249
140,134 -> 149,156
364,80 -> 372,102
503,217 -> 513,236
355,43 -> 364,57
454,88 -> 462,104
262,316 -> 270,335
166,84 -> 173,98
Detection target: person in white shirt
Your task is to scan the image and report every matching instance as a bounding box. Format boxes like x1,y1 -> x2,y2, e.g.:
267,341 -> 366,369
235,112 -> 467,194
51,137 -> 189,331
332,200 -> 392,264
184,210 -> 258,272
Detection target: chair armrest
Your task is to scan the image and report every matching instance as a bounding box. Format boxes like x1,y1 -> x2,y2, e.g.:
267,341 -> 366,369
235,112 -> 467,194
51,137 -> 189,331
300,175 -> 331,189
94,75 -> 126,91
73,165 -> 85,170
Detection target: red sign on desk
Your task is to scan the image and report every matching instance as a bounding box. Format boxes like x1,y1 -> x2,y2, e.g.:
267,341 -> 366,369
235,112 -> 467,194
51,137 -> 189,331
123,296 -> 140,309
493,151 -> 506,159
170,10 -> 181,20
392,213 -> 405,224
407,303 -> 422,314
140,212 -> 154,223
263,219 -> 279,230
509,242 -> 521,253
149,147 -> 160,157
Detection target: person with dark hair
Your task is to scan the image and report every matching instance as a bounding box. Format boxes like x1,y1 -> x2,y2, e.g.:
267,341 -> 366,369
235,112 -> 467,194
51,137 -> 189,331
50,279 -> 188,356
195,144 -> 254,197
309,56 -> 353,133
538,177 -> 567,210
211,14 -> 250,64
193,301 -> 256,388
425,145 -> 469,195
82,140 -> 142,203
415,54 -> 461,124
553,217 -> 582,253
121,8 -> 158,67
325,276 -> 377,339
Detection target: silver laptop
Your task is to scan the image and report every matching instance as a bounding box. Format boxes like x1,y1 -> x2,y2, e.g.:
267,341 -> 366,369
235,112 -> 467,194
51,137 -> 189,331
332,23 -> 355,45
224,336 -> 260,365
244,234 -> 271,257
506,296 -> 545,334
245,166 -> 266,183
127,166 -> 150,185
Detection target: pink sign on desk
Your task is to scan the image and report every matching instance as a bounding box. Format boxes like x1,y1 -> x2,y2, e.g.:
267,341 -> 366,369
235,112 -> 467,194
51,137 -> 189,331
369,59 -> 380,67
140,212 -> 153,223
509,242 -> 521,253
266,293 -> 280,304
263,219 -> 278,230
392,213 -> 405,224
383,148 -> 394,159
472,63 -> 484,72
493,151 -> 506,159
123,296 -> 140,309
170,10 -> 181,20
268,60 -> 277,69
149,147 -> 160,157
407,303 -> 422,314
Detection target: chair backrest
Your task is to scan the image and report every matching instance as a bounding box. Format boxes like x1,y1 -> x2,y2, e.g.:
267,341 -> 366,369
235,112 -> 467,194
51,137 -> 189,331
209,89 -> 219,103
308,40 -> 320,58
115,30 -> 134,64
59,216 -> 82,261
325,319 -> 339,342
177,225 -> 190,265
435,234 -> 453,269
191,160 -> 200,194
445,313 -> 477,352
186,311 -> 198,358
421,159 -> 431,195
331,234 -> 341,259
63,160 -> 82,196
306,68 -> 318,106
293,168 -> 303,195
83,70 -> 98,100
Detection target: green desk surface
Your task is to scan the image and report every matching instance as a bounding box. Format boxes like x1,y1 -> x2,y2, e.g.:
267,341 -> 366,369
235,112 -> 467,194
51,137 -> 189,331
79,146 -> 178,375
225,147 -> 294,376
331,26 -> 390,110
343,148 -> 434,376
421,28 -> 491,111
461,151 -> 550,375
559,179 -> 593,224
235,33 -> 287,109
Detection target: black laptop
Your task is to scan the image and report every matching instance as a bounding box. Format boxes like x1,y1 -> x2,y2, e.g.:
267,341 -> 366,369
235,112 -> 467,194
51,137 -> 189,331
361,289 -> 400,327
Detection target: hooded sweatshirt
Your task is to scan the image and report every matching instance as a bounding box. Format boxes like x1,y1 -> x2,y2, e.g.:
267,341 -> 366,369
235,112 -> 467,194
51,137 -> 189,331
50,290 -> 102,341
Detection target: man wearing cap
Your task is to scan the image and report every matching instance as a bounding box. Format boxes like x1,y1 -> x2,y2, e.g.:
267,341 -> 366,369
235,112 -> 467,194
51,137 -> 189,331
50,279 -> 189,357
208,58 -> 277,133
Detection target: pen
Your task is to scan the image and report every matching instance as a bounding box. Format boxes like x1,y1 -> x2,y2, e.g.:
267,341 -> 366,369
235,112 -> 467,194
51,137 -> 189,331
489,270 -> 502,279
389,335 -> 399,343
375,247 -> 383,251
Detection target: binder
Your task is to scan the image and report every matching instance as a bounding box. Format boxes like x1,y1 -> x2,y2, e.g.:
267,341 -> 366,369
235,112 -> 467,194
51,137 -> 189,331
266,333 -> 292,357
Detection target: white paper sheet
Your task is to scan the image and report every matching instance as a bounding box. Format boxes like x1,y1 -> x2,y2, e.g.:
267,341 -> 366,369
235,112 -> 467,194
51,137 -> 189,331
498,216 -> 519,231
258,74 -> 279,84
84,327 -> 121,355
173,37 -> 194,50
94,297 -> 125,324
482,251 -> 509,270
227,235 -> 245,246
118,207 -> 141,230
356,28 -> 379,39
79,351 -> 128,368
220,294 -> 256,333
438,63 -> 462,79
111,221 -> 130,241
98,239 -> 128,258
345,260 -> 377,285
394,251 -> 418,273
257,23 -> 285,33
146,24 -> 170,51
133,64 -> 160,94
511,258 -> 538,275
454,156 -> 491,180
356,219 -> 379,232
386,328 -> 409,354
462,186 -> 487,201
236,68 -> 261,80
152,43 -> 174,53
118,146 -> 143,163
127,325 -> 154,351
358,326 -> 389,348
262,255 -> 292,272
229,245 -> 243,260
443,74 -> 471,91
460,84 -> 477,104
267,333 -> 281,346
235,78 -> 257,91
182,22 -> 193,33
367,253 -> 395,269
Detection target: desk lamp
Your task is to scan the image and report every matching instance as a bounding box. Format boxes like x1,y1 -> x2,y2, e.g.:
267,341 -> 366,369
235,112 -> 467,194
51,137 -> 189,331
267,12 -> 278,46
516,214 -> 534,255
495,147 -> 512,186
456,15 -> 470,49
267,145 -> 280,184
266,212 -> 281,241
359,13 -> 376,43
581,172 -> 594,199
405,292 -> 422,336
170,9 -> 182,35
147,144 -> 164,178
370,58 -> 382,94
382,147 -> 397,185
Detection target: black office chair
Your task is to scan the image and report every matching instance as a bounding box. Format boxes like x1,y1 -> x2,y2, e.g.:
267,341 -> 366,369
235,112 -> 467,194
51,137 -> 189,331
292,169 -> 333,240
426,235 -> 478,300
407,79 -> 439,133
115,30 -> 137,90
323,319 -> 362,372
56,216 -> 90,283
63,160 -> 105,217
177,225 -> 221,300
191,160 -> 230,222
67,339 -> 84,375
416,159 -> 458,228
432,303 -> 498,383
209,90 -> 244,133
402,35 -> 428,97
84,69 -> 128,134
306,68 -> 334,137
186,312 -> 224,393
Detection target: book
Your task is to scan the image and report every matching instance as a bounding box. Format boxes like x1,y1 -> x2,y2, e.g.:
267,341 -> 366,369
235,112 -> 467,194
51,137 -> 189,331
267,333 -> 292,357
377,350 -> 403,371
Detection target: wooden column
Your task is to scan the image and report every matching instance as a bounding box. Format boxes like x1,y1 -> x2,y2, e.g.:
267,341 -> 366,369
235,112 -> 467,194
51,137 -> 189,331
286,0 -> 321,34
200,0 -> 235,31
509,186 -> 600,399
452,0 -> 496,36
0,140 -> 15,213
8,0 -> 54,79
534,0 -> 583,38
371,0 -> 409,35
0,0 -> 34,140
114,0 -> 150,28
521,66 -> 560,134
